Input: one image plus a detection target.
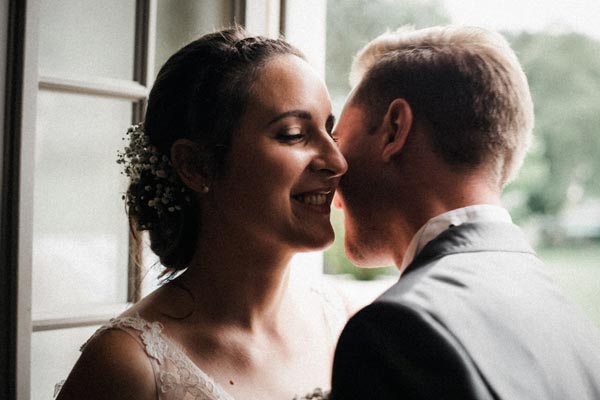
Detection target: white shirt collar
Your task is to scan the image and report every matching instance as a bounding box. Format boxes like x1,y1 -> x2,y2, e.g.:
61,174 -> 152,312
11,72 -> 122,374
399,204 -> 512,272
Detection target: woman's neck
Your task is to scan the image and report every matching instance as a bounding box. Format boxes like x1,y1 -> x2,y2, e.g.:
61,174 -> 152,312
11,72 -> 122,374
172,230 -> 296,333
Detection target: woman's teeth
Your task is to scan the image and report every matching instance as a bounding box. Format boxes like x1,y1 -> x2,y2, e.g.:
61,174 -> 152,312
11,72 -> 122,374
294,193 -> 328,205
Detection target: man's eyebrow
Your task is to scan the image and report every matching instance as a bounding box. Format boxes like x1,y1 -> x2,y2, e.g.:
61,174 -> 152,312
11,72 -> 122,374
267,110 -> 312,126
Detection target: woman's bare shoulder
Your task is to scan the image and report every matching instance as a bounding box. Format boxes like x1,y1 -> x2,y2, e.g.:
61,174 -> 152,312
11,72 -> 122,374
56,328 -> 156,400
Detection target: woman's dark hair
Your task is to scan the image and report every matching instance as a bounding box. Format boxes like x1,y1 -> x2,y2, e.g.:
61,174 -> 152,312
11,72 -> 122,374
128,26 -> 304,270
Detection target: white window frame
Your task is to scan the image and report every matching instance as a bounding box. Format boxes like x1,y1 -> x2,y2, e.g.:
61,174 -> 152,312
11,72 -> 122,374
30,0 -> 155,331
5,1 -> 160,397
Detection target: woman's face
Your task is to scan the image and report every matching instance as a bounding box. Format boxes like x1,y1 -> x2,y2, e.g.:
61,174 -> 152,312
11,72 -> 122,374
210,54 -> 347,252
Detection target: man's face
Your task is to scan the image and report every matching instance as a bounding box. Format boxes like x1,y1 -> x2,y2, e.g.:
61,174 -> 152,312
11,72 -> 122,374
333,100 -> 394,267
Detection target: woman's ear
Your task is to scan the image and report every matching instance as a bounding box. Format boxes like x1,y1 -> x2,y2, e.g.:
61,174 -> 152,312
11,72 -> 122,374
170,139 -> 210,193
381,98 -> 413,162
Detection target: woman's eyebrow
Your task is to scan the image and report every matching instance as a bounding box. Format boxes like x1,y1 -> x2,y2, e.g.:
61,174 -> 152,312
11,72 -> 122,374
267,110 -> 312,126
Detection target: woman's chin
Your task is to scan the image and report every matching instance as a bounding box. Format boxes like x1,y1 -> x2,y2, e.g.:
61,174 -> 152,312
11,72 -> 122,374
292,228 -> 335,253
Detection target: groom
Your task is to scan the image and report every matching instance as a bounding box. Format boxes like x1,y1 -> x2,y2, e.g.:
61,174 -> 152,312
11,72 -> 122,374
330,26 -> 600,399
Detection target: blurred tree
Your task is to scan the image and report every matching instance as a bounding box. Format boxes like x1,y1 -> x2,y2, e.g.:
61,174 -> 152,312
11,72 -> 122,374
506,32 -> 600,221
326,0 -> 450,101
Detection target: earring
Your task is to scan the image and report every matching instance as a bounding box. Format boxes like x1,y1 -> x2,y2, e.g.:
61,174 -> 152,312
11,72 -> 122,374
200,184 -> 210,193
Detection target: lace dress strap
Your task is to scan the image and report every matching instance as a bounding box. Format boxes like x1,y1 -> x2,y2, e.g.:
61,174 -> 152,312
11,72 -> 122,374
54,316 -> 164,398
56,315 -> 235,400
80,315 -> 167,362
113,316 -> 235,400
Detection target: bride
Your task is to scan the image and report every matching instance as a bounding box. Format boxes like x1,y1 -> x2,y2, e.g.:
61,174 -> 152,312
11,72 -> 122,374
56,27 -> 349,400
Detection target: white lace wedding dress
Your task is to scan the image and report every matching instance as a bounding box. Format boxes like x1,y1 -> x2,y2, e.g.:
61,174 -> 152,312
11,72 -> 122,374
55,284 -> 348,400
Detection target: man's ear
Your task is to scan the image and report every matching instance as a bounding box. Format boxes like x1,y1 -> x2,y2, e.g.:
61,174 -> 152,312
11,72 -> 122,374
381,98 -> 413,162
170,139 -> 210,193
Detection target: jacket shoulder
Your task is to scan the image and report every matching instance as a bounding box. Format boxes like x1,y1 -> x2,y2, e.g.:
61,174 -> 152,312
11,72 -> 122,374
332,301 -> 494,400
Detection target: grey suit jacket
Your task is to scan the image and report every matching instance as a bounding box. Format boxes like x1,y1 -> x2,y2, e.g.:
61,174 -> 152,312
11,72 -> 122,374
331,222 -> 600,399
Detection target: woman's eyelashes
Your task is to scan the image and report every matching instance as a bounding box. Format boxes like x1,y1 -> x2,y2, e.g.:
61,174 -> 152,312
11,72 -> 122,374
276,128 -> 305,143
275,125 -> 338,144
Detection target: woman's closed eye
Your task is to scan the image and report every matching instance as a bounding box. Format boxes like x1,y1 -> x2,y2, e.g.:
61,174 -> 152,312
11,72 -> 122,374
275,124 -> 338,144
276,129 -> 306,143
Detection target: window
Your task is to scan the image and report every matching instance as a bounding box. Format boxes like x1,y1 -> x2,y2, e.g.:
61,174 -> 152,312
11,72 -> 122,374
31,1 -> 148,396
3,1 -> 250,398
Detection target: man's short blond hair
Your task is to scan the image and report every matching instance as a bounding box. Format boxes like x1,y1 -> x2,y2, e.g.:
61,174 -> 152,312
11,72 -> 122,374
350,26 -> 534,187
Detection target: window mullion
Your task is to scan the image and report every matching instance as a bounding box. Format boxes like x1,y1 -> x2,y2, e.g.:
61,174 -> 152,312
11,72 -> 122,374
38,75 -> 148,100
32,304 -> 132,332
128,0 -> 157,303
134,0 -> 156,90
10,0 -> 43,399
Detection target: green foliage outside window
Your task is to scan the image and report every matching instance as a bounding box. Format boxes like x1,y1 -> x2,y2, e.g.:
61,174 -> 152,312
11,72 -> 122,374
506,32 -> 600,221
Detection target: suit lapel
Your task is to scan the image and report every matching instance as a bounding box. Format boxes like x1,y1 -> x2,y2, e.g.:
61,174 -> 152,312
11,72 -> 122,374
403,221 -> 536,277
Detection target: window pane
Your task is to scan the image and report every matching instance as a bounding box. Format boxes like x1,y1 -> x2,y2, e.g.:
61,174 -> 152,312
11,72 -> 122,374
31,326 -> 100,400
38,0 -> 136,80
32,92 -> 131,313
154,0 -> 233,72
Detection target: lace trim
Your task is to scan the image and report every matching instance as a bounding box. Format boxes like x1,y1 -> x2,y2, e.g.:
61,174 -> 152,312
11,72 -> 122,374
154,333 -> 235,400
82,315 -> 235,400
80,316 -> 166,362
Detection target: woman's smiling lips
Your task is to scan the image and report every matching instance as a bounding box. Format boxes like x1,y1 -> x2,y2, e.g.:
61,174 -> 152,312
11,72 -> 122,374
291,188 -> 335,214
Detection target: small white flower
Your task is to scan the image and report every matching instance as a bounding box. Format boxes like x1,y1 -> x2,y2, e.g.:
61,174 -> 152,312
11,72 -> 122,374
118,123 -> 192,221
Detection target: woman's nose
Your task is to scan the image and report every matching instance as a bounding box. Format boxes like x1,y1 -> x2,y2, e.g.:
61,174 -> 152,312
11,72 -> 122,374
310,134 -> 348,177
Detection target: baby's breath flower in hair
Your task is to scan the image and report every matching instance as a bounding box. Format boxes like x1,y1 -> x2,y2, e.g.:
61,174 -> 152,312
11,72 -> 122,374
117,123 -> 191,229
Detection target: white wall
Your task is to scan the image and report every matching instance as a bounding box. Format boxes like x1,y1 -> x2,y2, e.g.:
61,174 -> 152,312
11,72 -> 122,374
283,0 -> 327,78
245,0 -> 281,37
